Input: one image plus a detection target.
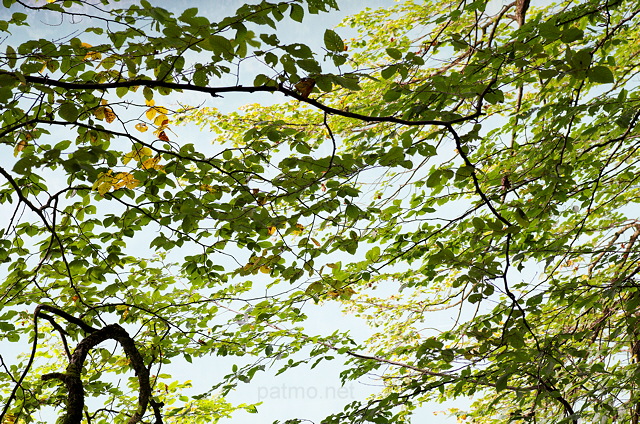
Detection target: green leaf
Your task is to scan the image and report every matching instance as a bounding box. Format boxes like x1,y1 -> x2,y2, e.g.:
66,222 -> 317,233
495,374 -> 509,392
381,65 -> 397,80
290,4 -> 304,22
58,102 -> 79,122
426,170 -> 441,188
538,20 -> 561,40
385,48 -> 402,60
561,27 -> 584,43
383,88 -> 401,101
472,217 -> 485,230
116,86 -> 128,98
207,35 -> 233,56
334,75 -> 361,91
365,246 -> 381,262
324,29 -> 344,52
570,49 -> 592,70
588,66 -> 614,84
6,45 -> 16,68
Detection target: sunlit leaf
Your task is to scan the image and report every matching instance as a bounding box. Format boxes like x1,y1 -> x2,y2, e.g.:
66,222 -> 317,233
13,140 -> 27,156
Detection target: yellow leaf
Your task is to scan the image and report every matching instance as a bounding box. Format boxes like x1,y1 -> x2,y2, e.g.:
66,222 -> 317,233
142,156 -> 162,170
97,181 -> 112,196
14,140 -> 27,156
92,170 -> 114,195
84,50 -> 102,61
154,106 -> 168,114
145,99 -> 155,107
199,184 -> 215,193
81,42 -> 92,48
94,107 -> 105,120
123,147 -> 152,165
293,223 -> 304,235
114,172 -> 140,189
267,226 -> 276,235
92,170 -> 111,188
104,107 -> 116,123
3,413 -> 17,424
154,114 -> 168,126
135,123 -> 148,132
101,99 -> 108,105
146,108 -> 157,120
260,265 -> 271,274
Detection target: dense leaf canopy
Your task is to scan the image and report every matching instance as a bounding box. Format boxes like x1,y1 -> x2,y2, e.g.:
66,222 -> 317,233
1,0 -> 640,423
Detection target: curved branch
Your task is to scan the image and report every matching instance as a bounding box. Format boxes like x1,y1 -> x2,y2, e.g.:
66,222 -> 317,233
41,323 -> 152,424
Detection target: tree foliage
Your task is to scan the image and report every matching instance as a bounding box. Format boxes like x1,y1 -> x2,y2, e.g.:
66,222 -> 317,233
1,0 -> 640,423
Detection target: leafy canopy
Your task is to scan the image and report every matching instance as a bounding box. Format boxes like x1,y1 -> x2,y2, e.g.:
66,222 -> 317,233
1,0 -> 640,423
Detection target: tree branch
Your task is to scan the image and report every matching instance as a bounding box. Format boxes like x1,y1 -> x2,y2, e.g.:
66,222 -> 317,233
0,72 -> 489,127
41,323 -> 152,424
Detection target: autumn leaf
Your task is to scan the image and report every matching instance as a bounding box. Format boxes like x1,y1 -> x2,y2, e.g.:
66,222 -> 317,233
146,108 -> 157,120
295,78 -> 315,98
157,131 -> 170,141
199,184 -> 216,192
85,51 -> 102,61
113,172 -> 140,189
104,107 -> 116,123
93,107 -> 105,120
326,290 -> 339,299
154,114 -> 169,126
81,42 -> 102,61
92,170 -> 140,195
123,147 -> 153,165
92,170 -> 115,196
14,140 -> 27,156
135,123 -> 148,132
141,156 -> 162,170
267,226 -> 277,235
